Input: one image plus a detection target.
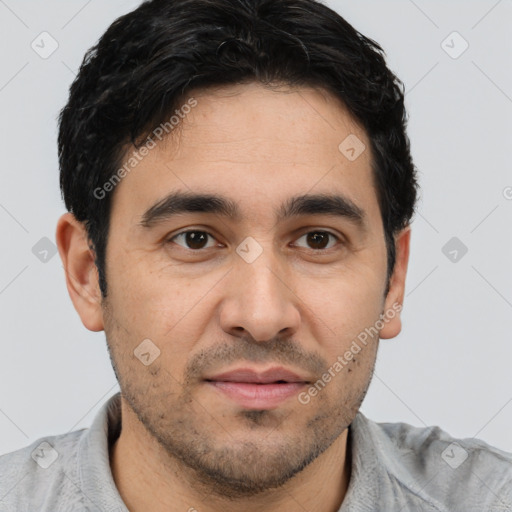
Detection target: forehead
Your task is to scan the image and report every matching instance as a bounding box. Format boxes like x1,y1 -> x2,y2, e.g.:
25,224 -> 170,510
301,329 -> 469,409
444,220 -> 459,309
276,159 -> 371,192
110,82 -> 380,228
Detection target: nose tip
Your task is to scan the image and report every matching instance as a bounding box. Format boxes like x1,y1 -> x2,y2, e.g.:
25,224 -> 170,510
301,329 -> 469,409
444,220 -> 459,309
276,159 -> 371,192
229,324 -> 295,343
219,258 -> 301,343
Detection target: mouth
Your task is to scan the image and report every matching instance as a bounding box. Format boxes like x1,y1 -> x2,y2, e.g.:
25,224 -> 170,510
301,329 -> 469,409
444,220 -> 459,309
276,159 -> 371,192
203,366 -> 310,410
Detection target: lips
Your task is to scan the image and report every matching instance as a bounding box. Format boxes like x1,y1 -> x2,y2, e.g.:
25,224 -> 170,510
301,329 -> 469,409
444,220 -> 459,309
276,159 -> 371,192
204,367 -> 309,410
205,367 -> 309,384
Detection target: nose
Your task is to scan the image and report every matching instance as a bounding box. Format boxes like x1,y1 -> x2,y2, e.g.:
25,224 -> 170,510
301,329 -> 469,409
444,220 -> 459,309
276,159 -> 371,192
219,246 -> 301,342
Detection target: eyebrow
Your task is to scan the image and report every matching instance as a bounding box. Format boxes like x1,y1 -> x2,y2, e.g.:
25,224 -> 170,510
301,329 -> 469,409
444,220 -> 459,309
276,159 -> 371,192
139,190 -> 367,230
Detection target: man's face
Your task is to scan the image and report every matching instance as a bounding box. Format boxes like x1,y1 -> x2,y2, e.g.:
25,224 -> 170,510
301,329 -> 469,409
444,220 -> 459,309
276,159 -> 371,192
84,83 -> 408,496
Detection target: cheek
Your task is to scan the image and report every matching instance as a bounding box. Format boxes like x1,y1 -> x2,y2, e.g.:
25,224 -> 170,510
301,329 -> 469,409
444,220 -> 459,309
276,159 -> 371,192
105,256 -> 221,357
299,268 -> 385,354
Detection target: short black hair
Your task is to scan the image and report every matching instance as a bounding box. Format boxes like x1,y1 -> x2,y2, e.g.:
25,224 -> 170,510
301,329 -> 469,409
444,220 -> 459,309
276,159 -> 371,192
58,0 -> 418,298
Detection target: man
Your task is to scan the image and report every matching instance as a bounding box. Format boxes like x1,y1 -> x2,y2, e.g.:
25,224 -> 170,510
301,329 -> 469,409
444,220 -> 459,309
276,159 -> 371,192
1,0 -> 511,510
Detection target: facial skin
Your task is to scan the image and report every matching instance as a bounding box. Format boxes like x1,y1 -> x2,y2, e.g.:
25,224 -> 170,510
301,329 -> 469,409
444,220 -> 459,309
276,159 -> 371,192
56,82 -> 410,512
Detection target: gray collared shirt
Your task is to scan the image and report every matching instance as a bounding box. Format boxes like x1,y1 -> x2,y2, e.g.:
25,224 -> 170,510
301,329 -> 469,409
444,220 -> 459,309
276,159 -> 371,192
1,392 -> 511,511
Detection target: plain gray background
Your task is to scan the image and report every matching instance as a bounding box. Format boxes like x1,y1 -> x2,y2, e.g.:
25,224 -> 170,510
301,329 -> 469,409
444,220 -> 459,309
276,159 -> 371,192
1,0 -> 511,456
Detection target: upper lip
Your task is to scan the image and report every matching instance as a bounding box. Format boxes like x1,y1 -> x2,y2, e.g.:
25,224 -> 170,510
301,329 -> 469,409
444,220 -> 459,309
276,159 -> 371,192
205,367 -> 309,384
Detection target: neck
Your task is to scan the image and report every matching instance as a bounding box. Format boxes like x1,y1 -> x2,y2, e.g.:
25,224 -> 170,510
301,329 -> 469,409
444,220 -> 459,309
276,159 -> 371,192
110,398 -> 352,512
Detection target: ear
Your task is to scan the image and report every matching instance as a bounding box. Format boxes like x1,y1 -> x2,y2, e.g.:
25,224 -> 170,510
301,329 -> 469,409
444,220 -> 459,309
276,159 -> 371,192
379,226 -> 411,340
55,213 -> 105,332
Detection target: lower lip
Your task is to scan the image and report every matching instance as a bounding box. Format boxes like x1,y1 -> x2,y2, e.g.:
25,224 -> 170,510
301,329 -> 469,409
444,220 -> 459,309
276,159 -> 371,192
206,381 -> 306,409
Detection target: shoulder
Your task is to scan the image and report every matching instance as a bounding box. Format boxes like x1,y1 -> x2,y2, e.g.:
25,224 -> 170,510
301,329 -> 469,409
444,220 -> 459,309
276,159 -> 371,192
0,428 -> 88,510
361,413 -> 512,511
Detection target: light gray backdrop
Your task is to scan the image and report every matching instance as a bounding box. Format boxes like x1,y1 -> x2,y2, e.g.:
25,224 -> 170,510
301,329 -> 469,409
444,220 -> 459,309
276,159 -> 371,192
1,0 -> 511,456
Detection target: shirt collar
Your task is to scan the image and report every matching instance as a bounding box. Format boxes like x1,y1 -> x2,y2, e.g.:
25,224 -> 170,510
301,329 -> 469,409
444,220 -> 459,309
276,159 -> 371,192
77,391 -> 127,511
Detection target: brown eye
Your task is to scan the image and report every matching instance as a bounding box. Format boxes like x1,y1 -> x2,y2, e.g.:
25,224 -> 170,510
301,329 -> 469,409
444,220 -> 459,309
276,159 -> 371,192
294,231 -> 339,251
169,230 -> 216,250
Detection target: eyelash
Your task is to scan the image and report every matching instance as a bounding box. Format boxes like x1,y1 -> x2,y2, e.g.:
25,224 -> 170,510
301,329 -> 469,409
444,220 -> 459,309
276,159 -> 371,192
166,229 -> 342,252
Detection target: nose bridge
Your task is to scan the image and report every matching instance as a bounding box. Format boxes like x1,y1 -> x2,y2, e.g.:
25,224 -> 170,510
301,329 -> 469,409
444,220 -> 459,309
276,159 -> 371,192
220,235 -> 300,341
240,246 -> 282,301
236,235 -> 289,311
